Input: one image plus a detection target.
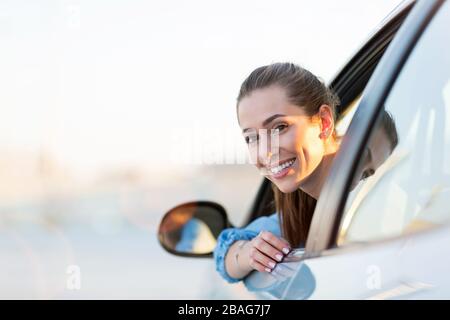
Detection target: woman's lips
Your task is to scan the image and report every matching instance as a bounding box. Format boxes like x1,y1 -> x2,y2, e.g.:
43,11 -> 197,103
269,157 -> 297,179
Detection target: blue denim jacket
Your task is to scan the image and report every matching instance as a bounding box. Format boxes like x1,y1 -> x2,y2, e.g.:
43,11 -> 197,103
213,212 -> 280,283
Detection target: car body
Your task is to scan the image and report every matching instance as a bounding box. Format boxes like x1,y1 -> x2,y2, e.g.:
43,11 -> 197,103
159,0 -> 450,299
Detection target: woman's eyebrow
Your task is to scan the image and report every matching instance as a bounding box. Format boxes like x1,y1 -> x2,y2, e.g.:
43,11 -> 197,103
242,114 -> 287,133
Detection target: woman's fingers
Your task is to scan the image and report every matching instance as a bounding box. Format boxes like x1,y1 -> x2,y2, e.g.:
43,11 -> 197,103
259,231 -> 291,255
249,247 -> 277,272
245,231 -> 292,273
253,236 -> 284,262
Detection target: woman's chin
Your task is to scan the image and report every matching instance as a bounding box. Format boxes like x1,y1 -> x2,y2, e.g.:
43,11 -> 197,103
273,180 -> 300,193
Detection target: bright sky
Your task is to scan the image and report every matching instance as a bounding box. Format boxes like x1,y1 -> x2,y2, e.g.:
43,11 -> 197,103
0,0 -> 403,176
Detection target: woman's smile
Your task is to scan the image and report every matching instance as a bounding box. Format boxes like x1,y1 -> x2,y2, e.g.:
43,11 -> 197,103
267,157 -> 297,179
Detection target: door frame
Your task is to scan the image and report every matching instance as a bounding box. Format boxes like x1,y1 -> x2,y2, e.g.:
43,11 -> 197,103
305,0 -> 445,258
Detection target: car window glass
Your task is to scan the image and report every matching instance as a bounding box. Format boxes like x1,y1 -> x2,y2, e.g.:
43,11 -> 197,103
335,93 -> 363,137
338,1 -> 450,246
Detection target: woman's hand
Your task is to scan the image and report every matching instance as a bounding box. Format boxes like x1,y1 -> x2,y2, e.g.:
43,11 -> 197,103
242,231 -> 291,273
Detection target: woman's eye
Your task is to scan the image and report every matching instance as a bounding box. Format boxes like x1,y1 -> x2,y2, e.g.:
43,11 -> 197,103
272,124 -> 287,134
245,135 -> 258,144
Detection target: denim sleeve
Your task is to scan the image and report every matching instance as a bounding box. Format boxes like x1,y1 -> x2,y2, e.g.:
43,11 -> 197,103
213,213 -> 280,283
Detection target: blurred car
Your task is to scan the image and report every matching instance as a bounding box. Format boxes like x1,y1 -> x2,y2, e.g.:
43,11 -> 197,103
158,0 -> 450,299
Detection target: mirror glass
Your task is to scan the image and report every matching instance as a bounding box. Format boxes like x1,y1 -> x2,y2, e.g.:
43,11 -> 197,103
158,201 -> 227,255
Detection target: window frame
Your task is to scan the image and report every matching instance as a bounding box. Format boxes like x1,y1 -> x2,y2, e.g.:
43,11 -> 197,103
305,0 -> 446,259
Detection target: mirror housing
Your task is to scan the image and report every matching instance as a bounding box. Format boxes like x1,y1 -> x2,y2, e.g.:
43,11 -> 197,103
158,201 -> 231,257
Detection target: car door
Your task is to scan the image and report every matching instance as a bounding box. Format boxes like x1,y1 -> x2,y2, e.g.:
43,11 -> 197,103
244,0 -> 450,299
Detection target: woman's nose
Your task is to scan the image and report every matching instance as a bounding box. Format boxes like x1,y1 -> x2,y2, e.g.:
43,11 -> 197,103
256,149 -> 273,169
257,131 -> 280,167
249,145 -> 271,168
257,132 -> 270,165
261,151 -> 273,167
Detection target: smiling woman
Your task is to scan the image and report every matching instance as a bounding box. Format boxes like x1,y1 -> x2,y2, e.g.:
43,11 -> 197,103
213,62 -> 341,283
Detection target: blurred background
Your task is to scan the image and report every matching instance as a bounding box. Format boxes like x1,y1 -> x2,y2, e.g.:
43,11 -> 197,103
0,0 -> 402,299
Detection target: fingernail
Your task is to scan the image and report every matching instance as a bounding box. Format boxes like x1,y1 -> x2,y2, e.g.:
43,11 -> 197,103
275,254 -> 283,261
268,262 -> 276,268
282,247 -> 290,254
265,268 -> 271,273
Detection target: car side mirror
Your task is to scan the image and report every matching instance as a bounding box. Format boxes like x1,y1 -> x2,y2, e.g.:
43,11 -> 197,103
158,201 -> 231,257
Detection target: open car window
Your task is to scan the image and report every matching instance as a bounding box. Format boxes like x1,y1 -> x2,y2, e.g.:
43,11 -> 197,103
337,0 -> 450,246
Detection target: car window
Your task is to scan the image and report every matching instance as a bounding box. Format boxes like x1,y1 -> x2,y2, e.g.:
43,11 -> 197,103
335,93 -> 363,137
337,1 -> 450,246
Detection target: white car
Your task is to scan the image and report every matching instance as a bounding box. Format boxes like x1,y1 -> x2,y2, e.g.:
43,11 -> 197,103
159,0 -> 450,299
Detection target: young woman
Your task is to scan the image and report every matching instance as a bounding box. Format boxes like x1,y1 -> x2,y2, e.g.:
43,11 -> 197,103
213,62 -> 341,283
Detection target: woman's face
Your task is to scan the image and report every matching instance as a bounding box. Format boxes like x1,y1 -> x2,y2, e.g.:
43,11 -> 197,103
238,85 -> 329,193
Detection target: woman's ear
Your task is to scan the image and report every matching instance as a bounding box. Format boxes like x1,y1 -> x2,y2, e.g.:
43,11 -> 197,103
318,104 -> 334,139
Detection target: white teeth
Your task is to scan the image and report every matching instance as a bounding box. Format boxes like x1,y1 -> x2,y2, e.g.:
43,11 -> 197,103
270,159 -> 295,174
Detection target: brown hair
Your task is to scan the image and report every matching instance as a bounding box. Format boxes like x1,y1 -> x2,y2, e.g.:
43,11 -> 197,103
236,62 -> 340,247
